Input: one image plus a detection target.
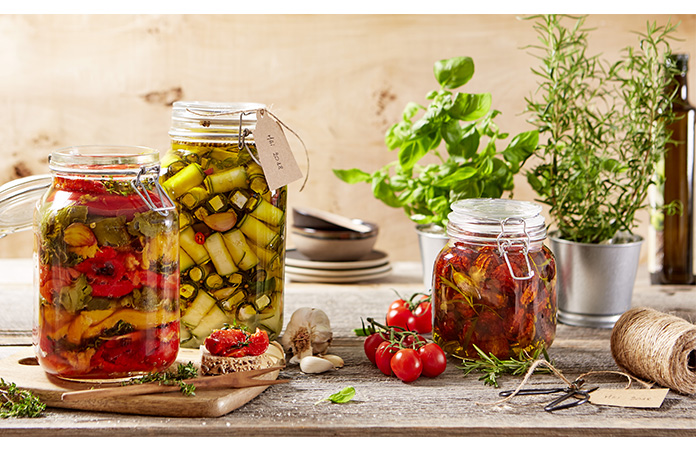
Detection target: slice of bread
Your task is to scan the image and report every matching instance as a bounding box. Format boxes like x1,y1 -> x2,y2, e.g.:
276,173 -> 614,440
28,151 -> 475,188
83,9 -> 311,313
200,341 -> 285,376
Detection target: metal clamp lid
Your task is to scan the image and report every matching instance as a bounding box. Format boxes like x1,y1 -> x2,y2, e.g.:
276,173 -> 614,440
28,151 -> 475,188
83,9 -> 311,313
496,217 -> 535,281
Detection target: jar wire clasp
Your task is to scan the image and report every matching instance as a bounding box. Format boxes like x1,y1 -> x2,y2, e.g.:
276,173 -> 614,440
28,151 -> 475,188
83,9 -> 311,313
496,217 -> 535,281
131,166 -> 176,216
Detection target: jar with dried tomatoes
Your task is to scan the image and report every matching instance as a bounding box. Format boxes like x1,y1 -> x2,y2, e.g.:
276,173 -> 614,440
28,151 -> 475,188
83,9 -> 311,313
432,198 -> 556,360
33,145 -> 180,381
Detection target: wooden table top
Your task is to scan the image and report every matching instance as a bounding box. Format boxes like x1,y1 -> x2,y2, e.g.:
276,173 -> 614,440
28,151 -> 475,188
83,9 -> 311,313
1,257 -> 696,437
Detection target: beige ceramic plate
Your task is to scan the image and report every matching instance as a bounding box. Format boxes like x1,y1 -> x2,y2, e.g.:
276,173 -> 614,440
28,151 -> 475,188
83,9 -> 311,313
286,265 -> 393,283
285,249 -> 389,270
285,262 -> 392,277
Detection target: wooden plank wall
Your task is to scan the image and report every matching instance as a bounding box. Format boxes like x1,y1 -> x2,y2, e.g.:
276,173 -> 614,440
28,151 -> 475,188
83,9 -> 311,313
1,14 -> 694,262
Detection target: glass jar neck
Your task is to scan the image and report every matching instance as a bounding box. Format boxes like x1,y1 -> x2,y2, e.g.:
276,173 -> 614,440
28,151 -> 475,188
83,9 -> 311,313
48,145 -> 174,215
169,101 -> 265,143
49,145 -> 161,176
446,198 -> 547,247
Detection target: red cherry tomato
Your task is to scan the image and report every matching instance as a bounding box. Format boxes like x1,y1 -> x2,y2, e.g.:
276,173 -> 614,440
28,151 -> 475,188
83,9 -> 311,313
390,348 -> 423,383
364,332 -> 388,364
400,333 -> 426,349
388,299 -> 408,311
417,342 -> 447,378
386,306 -> 414,330
409,301 -> 433,334
375,341 -> 399,376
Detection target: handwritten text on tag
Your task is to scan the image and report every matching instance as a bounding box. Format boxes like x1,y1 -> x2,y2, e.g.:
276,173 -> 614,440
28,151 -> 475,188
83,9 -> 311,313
589,388 -> 668,408
252,110 -> 303,191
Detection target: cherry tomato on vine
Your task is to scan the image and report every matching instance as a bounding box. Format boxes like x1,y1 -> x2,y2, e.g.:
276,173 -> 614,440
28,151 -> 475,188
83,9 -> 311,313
364,332 -> 388,364
388,299 -> 408,311
417,342 -> 447,378
408,301 -> 433,334
390,348 -> 423,383
375,341 -> 399,376
386,307 -> 413,330
400,333 -> 426,349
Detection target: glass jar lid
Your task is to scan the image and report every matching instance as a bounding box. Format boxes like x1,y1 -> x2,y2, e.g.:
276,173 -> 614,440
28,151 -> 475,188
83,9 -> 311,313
447,198 -> 547,243
169,101 -> 266,142
0,173 -> 52,237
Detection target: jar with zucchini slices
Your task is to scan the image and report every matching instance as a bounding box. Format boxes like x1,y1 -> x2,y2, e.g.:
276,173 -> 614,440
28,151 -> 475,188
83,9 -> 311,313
164,102 -> 286,348
33,146 -> 179,381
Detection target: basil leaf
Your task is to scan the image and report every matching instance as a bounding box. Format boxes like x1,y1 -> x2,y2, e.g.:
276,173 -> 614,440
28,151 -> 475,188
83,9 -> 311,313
502,130 -> 539,171
317,386 -> 356,405
332,168 -> 372,184
434,56 -> 475,89
448,92 -> 492,121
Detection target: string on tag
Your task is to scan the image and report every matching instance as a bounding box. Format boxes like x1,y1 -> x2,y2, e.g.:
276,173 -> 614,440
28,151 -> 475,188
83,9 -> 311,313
185,106 -> 310,192
477,358 -> 653,407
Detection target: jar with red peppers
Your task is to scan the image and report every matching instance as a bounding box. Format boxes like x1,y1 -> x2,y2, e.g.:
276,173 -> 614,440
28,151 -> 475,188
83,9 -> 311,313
32,146 -> 180,381
432,198 -> 556,360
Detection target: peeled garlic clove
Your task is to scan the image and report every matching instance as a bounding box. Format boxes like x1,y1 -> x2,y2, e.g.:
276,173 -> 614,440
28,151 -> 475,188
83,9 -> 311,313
321,354 -> 344,368
300,356 -> 335,374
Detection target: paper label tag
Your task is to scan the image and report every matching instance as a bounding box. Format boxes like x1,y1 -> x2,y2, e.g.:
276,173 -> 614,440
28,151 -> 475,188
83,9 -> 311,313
589,388 -> 669,408
251,110 -> 303,191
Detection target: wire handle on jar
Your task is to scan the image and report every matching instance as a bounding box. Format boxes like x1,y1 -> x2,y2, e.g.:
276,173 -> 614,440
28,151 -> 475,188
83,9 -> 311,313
131,166 -> 177,216
497,217 -> 535,281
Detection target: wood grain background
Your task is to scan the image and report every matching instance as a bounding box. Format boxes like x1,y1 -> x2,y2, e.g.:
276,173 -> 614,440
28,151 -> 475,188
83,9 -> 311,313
1,14 -> 694,262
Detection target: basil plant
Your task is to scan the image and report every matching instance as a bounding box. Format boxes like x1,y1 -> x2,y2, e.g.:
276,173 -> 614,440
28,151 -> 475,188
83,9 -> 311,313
334,56 -> 539,229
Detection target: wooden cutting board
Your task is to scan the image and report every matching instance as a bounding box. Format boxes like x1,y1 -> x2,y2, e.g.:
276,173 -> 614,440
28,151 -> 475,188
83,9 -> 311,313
0,347 -> 283,418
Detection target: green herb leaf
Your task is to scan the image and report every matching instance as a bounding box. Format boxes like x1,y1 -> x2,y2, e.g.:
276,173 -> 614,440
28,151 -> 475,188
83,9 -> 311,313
448,92 -> 492,121
434,56 -> 475,89
316,386 -> 356,405
0,378 -> 46,418
332,168 -> 372,184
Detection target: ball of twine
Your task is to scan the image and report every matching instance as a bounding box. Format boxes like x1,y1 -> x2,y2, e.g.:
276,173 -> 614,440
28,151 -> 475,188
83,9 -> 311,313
611,307 -> 696,394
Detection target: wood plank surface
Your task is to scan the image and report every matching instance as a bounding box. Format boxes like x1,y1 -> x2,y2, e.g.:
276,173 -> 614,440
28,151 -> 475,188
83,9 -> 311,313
2,259 -> 696,436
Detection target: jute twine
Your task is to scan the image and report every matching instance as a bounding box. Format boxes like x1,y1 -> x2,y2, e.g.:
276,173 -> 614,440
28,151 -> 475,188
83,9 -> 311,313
611,306 -> 696,395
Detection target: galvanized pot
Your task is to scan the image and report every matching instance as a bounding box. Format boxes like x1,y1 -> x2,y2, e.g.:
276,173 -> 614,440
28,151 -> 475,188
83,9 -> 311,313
549,232 -> 643,328
416,224 -> 449,288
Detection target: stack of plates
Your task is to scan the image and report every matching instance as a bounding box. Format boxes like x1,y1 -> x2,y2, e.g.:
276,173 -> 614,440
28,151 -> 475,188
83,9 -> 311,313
285,249 -> 392,283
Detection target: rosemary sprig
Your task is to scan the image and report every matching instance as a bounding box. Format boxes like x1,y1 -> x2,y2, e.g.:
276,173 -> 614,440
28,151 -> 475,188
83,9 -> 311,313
124,362 -> 199,396
454,345 -> 552,387
0,378 -> 46,418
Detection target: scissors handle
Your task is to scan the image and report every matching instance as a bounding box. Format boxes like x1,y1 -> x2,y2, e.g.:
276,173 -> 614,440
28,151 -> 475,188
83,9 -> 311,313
544,387 -> 599,412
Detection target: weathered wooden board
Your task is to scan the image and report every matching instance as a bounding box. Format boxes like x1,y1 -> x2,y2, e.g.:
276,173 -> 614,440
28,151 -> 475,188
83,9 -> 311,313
0,347 -> 281,418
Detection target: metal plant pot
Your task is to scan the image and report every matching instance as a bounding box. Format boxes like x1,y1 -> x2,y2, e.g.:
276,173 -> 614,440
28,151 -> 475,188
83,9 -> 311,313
549,232 -> 643,328
416,224 -> 450,288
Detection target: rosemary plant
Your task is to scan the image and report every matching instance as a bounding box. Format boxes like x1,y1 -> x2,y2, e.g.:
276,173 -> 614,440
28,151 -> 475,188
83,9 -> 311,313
524,15 -> 680,244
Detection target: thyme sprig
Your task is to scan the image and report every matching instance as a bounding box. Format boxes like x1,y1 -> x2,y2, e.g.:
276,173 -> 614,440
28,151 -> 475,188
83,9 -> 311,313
0,378 -> 46,418
124,362 -> 199,396
454,345 -> 552,387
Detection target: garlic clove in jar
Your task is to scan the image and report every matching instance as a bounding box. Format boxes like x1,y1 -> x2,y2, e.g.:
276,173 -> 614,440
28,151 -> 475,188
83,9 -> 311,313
281,307 -> 333,363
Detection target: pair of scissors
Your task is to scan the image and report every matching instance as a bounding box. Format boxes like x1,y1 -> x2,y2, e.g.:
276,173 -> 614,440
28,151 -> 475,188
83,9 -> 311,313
499,379 -> 598,412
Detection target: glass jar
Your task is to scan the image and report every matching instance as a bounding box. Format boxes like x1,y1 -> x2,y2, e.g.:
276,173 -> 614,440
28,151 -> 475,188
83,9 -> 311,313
432,198 -> 556,360
163,101 -> 286,348
34,145 -> 179,381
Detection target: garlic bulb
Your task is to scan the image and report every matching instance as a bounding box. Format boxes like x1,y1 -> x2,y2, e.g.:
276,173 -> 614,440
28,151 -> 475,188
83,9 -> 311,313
281,307 -> 333,364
